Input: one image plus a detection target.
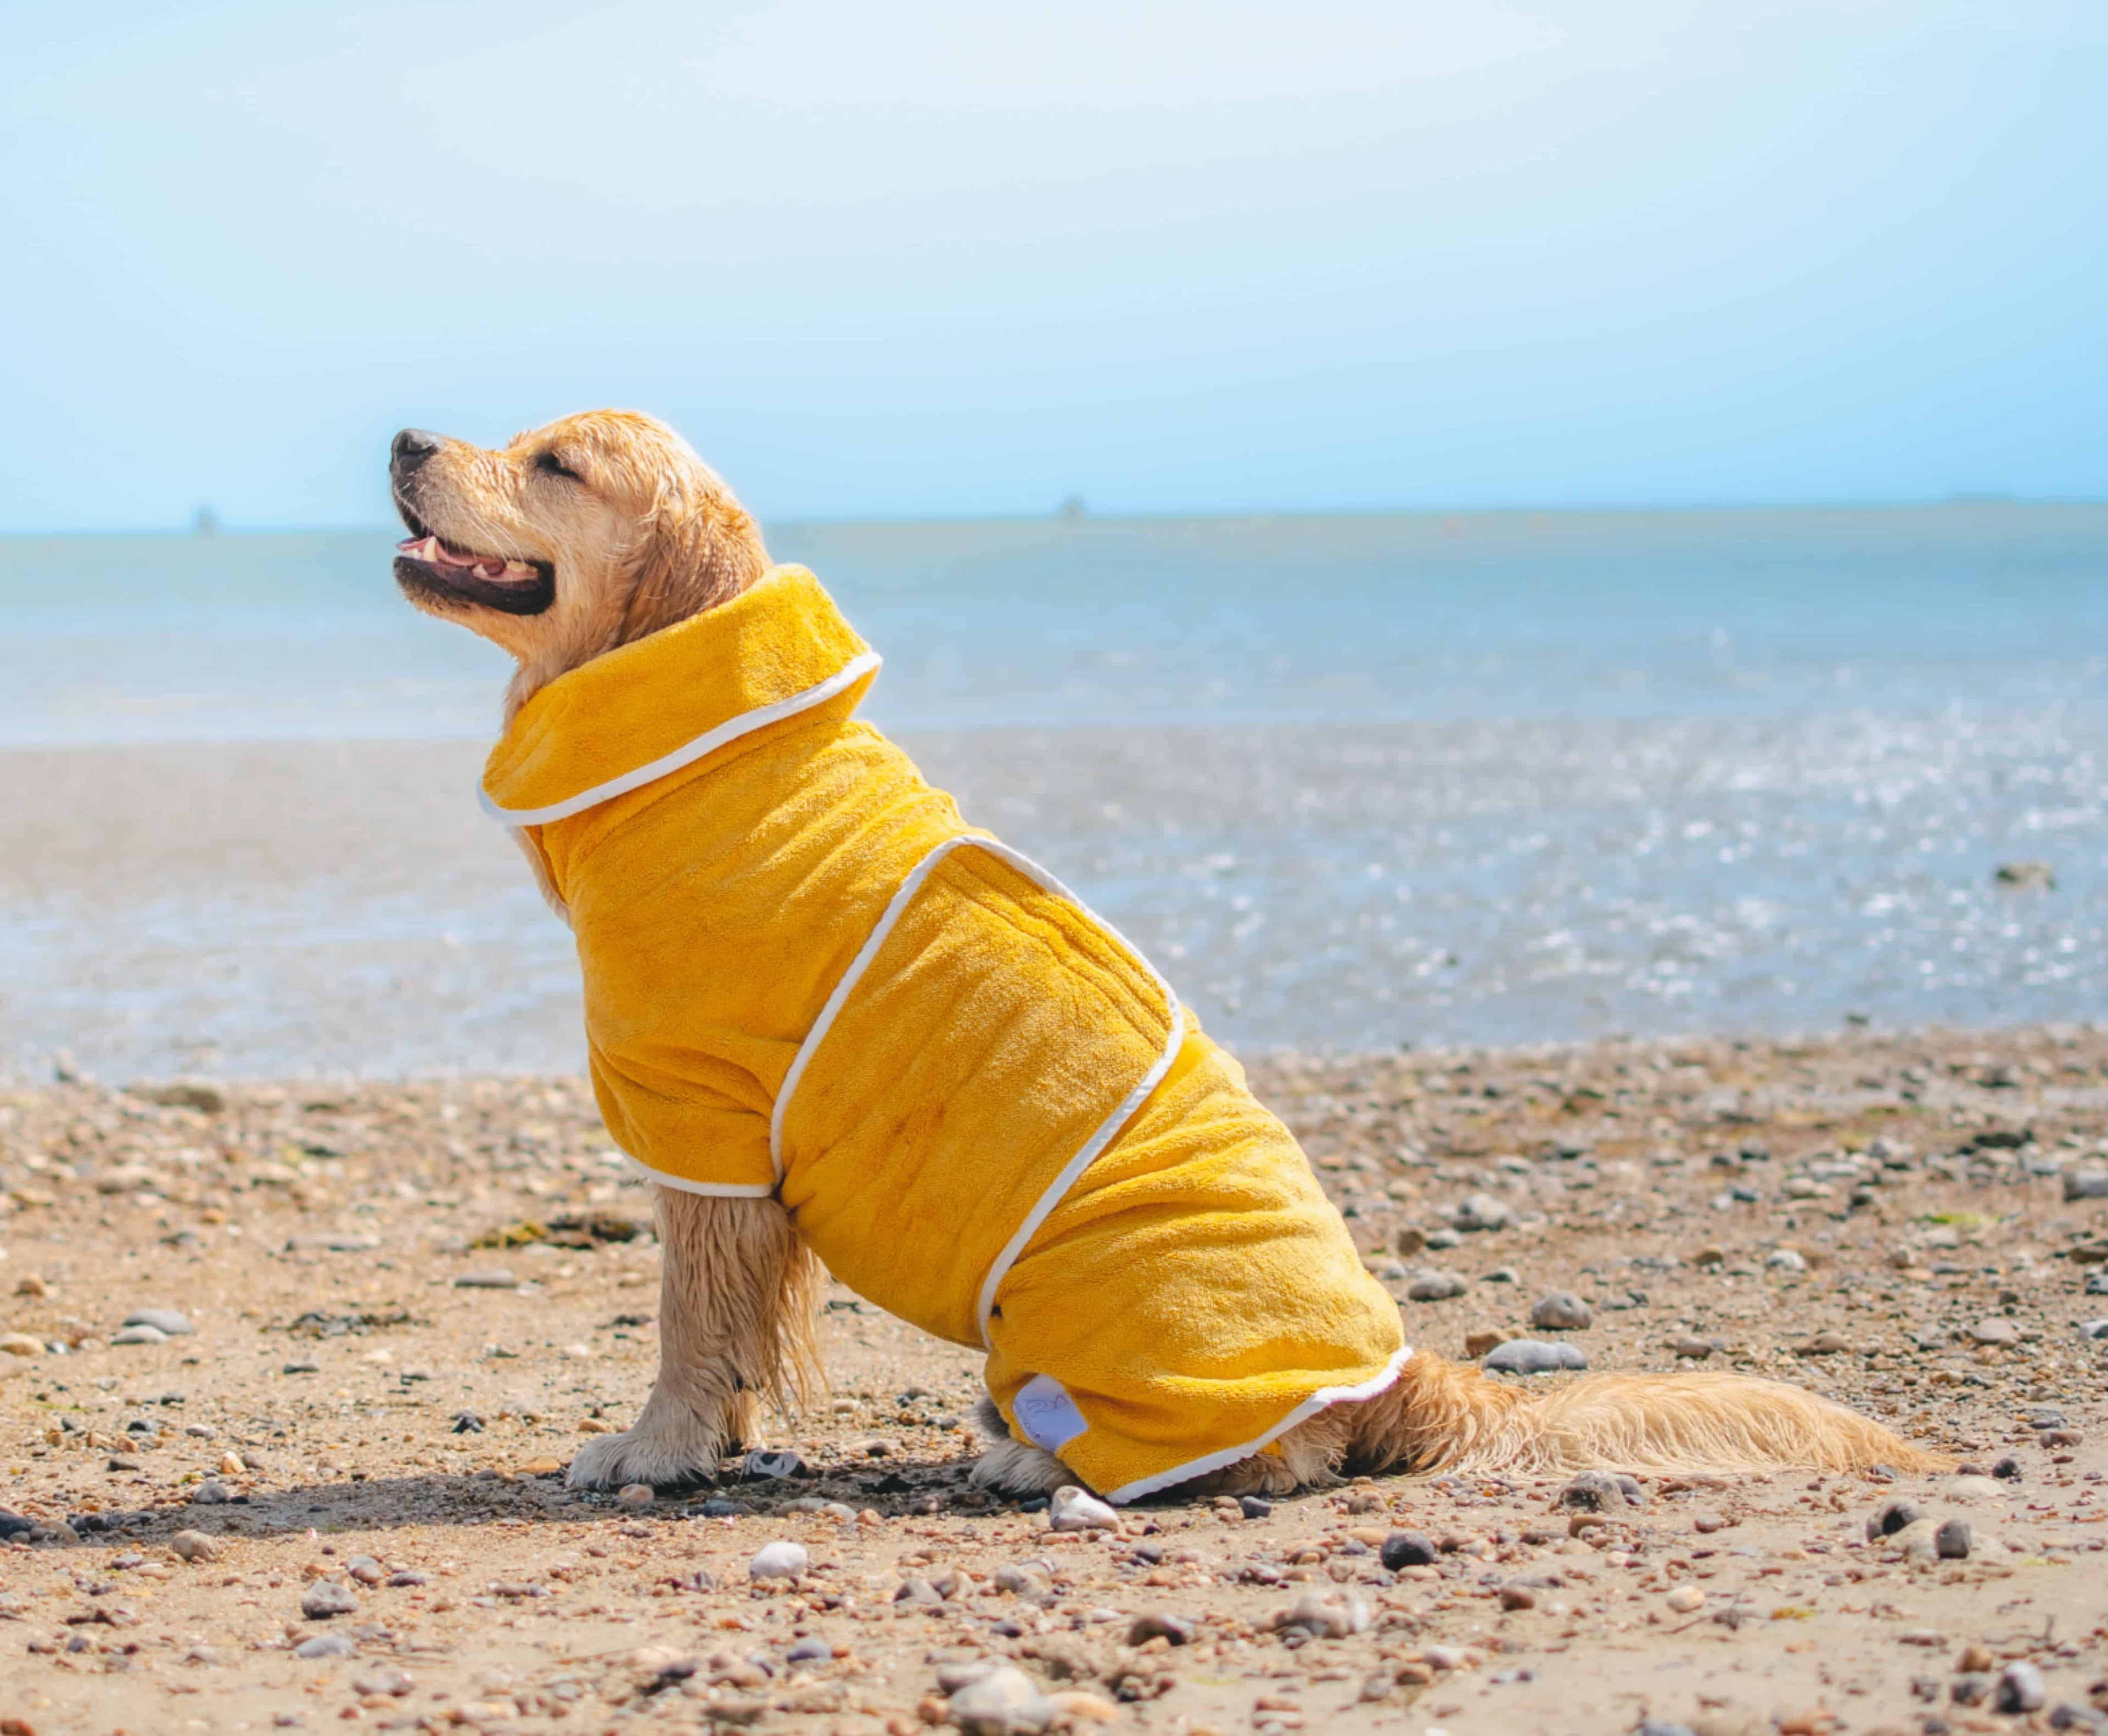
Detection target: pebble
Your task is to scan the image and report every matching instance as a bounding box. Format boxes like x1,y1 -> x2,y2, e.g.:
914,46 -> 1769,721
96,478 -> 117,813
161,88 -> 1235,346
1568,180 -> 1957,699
748,1541 -> 808,1580
1453,1193 -> 1510,1232
1764,1247 -> 1806,1272
785,1636 -> 832,1665
1238,1495 -> 1272,1519
1797,1330 -> 1849,1355
169,1529 -> 217,1561
1530,1290 -> 1593,1331
1668,1335 -> 1718,1359
1664,1585 -> 1706,1613
1275,1588 -> 1371,1638
190,1481 -> 231,1505
452,1269 -> 518,1289
1935,1519 -> 1972,1559
110,1325 -> 168,1347
1463,1328 -> 1506,1357
345,1555 -> 385,1585
616,1484 -> 654,1508
0,1333 -> 44,1357
1868,1499 -> 1921,1540
1499,1584 -> 1535,1610
123,1308 -> 193,1335
1484,1339 -> 1588,1374
1969,1318 -> 2021,1345
0,1509 -> 34,1541
2080,1319 -> 2108,1340
2065,1170 -> 2108,1201
1128,1611 -> 1195,1645
743,1448 -> 808,1480
993,1563 -> 1052,1595
351,1662 -> 413,1696
1381,1530 -> 1438,1570
293,1632 -> 355,1660
1047,1485 -> 1119,1532
946,1665 -> 1053,1736
1998,1661 -> 2047,1714
1406,1272 -> 1467,1301
1560,1472 -> 1631,1512
299,1580 -> 358,1619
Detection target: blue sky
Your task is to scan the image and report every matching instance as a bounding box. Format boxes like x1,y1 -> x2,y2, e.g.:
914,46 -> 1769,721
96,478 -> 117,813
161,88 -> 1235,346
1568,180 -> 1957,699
3,1 -> 2104,527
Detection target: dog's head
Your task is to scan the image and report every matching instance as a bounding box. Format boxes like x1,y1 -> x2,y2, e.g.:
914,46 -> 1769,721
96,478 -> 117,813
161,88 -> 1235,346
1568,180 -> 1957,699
389,409 -> 770,708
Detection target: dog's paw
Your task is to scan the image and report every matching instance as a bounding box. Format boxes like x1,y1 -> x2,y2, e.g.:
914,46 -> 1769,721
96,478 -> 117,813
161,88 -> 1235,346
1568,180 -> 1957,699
968,1432 -> 1074,1498
566,1417 -> 723,1491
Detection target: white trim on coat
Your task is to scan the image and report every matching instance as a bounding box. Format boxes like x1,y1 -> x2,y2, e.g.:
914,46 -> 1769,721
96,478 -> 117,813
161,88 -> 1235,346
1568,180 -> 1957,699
766,830 -> 1185,1352
1101,1345 -> 1414,1505
480,650 -> 883,828
618,1153 -> 775,1199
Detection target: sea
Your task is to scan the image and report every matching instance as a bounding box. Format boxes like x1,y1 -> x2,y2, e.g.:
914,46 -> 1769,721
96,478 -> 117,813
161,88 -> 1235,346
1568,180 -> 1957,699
2,504 -> 2104,1080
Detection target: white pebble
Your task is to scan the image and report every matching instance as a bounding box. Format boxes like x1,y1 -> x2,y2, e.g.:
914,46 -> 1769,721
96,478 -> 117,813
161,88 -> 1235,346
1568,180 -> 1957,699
749,1540 -> 808,1580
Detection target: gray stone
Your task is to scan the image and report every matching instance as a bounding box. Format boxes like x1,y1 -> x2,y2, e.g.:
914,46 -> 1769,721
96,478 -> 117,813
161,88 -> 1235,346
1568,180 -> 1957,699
1381,1531 -> 1437,1569
1866,1499 -> 1920,1540
351,1662 -> 413,1695
2081,1319 -> 2108,1340
123,1308 -> 194,1336
1668,1335 -> 1718,1359
743,1448 -> 809,1480
1484,1339 -> 1588,1374
300,1580 -> 358,1620
786,1636 -> 832,1665
1048,1485 -> 1119,1532
748,1541 -> 808,1580
111,1325 -> 169,1347
189,1481 -> 230,1505
1530,1291 -> 1593,1331
1453,1193 -> 1510,1232
1999,1661 -> 2047,1714
1558,1471 -> 1629,1513
1405,1272 -> 1467,1302
992,1562 -> 1052,1595
1935,1518 -> 1972,1558
1969,1317 -> 2021,1345
294,1632 -> 355,1659
1127,1610 -> 1195,1645
452,1269 -> 518,1289
2066,1170 -> 2108,1201
946,1664 -> 1054,1735
1764,1248 -> 1807,1273
1275,1588 -> 1370,1638
345,1554 -> 385,1585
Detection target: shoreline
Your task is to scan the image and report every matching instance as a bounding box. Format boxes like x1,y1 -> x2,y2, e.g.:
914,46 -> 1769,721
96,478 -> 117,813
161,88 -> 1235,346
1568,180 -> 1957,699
2,1023 -> 2105,1732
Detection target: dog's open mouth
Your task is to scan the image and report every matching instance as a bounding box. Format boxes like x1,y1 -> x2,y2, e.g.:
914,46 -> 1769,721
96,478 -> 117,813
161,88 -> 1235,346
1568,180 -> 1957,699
393,505 -> 555,616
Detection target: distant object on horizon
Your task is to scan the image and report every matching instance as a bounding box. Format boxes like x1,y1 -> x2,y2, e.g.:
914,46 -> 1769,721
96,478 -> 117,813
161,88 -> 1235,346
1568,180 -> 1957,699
192,506 -> 220,537
1057,495 -> 1086,523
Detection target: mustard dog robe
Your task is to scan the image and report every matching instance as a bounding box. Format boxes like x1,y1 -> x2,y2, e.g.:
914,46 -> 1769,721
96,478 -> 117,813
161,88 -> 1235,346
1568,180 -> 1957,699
481,566 -> 1407,1501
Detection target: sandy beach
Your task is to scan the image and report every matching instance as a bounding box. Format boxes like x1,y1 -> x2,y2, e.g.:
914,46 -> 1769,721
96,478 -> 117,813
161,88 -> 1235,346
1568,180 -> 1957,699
3,1023 -> 2105,1735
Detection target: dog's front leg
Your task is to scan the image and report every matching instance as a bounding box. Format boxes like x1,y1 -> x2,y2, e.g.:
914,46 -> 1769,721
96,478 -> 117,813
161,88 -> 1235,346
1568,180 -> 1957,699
567,1187 -> 821,1490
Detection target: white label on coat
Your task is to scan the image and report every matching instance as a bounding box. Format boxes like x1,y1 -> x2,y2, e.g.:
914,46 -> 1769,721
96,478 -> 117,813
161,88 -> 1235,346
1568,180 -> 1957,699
1013,1373 -> 1089,1453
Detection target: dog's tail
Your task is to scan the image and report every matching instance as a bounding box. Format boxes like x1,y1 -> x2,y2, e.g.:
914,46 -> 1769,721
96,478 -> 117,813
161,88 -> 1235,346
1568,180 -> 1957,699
1348,1350 -> 1941,1477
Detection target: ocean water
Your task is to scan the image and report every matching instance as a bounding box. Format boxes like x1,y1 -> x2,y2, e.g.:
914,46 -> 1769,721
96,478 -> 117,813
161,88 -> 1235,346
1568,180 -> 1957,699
2,505 -> 2104,1076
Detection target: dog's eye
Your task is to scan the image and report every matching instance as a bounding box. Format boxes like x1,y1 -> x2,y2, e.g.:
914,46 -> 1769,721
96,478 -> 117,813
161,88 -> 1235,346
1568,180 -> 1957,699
535,450 -> 581,481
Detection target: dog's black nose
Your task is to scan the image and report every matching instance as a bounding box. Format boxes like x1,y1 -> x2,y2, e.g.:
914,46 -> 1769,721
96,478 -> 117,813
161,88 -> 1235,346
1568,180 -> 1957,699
391,428 -> 443,472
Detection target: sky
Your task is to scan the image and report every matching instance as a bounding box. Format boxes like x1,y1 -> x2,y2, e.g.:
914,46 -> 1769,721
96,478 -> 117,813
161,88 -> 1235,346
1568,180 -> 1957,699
2,0 -> 2104,528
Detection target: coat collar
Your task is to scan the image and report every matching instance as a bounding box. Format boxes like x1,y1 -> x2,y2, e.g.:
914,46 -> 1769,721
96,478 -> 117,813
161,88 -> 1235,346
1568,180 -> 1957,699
480,565 -> 880,826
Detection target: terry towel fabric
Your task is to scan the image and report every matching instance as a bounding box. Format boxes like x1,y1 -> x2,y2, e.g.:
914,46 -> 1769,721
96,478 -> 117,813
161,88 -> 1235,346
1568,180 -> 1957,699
480,565 -> 1408,1500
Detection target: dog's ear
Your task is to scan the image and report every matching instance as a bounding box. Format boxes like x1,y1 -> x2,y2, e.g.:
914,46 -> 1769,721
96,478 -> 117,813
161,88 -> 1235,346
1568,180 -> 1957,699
618,486 -> 769,648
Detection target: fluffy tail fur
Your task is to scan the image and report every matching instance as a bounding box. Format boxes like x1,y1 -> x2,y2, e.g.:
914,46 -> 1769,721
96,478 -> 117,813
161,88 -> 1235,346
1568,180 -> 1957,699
1344,1350 -> 1940,1478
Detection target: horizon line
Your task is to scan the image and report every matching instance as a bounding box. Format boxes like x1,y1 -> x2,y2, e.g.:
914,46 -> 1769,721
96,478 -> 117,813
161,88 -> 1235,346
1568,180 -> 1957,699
3,491 -> 2105,540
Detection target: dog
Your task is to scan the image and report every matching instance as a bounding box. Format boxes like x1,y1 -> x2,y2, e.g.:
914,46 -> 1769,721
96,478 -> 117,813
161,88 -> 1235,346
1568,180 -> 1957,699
390,409 -> 1935,1501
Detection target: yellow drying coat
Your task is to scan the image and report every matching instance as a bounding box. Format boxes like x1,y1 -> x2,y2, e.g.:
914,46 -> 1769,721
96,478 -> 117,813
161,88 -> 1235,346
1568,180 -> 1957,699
481,567 -> 1406,1501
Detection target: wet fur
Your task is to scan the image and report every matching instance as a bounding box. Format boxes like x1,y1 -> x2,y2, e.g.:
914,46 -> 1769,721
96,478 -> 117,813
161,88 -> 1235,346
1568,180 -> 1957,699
394,409 -> 1938,1497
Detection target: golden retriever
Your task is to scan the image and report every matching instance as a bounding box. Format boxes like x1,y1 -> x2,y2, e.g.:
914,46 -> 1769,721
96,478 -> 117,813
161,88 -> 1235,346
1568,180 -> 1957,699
390,409 -> 1933,1498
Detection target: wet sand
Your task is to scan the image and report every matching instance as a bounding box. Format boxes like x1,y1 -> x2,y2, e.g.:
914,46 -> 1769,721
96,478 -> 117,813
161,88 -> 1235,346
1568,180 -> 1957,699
3,1025 -> 2106,1734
